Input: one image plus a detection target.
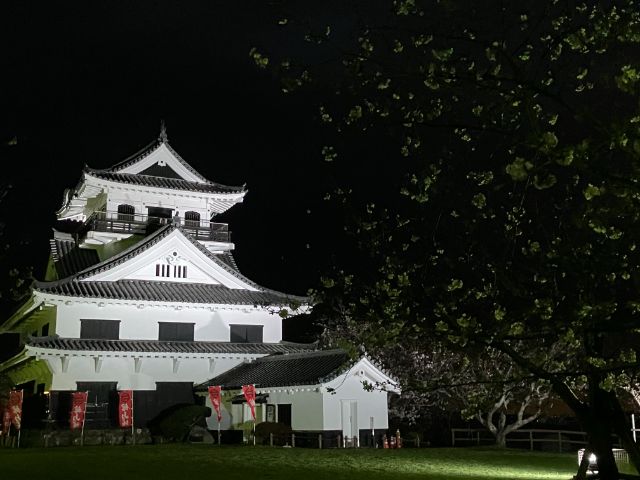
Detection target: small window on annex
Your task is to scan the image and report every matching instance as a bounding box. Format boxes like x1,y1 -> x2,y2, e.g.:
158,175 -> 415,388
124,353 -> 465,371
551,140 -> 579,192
230,325 -> 263,343
80,320 -> 120,340
158,322 -> 195,342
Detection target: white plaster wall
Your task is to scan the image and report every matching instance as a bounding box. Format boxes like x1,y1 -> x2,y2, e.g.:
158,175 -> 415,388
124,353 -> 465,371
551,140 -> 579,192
105,187 -> 209,221
52,301 -> 282,343
204,389 -> 324,431
45,355 -> 255,391
264,389 -> 324,431
322,374 -> 389,431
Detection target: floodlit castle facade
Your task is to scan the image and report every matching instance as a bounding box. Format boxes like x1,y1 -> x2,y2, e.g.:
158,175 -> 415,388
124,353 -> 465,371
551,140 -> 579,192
0,125 -> 397,442
1,126 -> 309,426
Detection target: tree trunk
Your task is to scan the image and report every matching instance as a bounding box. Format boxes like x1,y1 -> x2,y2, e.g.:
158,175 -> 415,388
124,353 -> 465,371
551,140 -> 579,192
589,430 -> 618,479
495,431 -> 507,448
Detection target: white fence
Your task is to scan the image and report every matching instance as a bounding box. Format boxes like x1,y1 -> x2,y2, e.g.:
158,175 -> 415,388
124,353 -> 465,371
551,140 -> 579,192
451,428 -> 625,452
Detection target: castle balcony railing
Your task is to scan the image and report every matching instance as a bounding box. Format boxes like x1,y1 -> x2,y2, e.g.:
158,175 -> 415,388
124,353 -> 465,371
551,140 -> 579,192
89,211 -> 231,242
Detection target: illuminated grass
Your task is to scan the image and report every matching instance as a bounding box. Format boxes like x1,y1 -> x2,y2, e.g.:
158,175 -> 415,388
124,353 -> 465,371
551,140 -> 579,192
0,445 -> 581,480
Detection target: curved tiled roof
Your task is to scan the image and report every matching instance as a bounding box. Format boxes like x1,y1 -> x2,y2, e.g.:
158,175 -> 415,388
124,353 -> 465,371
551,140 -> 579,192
195,349 -> 351,389
85,168 -> 245,194
28,336 -> 315,355
50,239 -> 101,278
36,279 -> 302,306
35,224 -> 309,307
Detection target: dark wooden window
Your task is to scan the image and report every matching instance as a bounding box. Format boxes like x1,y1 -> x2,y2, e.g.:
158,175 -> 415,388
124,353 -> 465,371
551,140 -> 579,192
184,211 -> 200,227
230,325 -> 263,343
277,404 -> 292,427
80,320 -> 120,340
117,204 -> 135,221
158,322 -> 194,341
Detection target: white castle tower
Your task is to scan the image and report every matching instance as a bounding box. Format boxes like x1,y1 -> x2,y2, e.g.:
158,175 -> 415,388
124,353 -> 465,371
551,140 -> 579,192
0,125 -> 309,427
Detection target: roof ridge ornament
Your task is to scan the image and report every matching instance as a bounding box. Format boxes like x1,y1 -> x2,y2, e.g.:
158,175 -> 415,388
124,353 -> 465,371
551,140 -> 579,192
159,120 -> 168,143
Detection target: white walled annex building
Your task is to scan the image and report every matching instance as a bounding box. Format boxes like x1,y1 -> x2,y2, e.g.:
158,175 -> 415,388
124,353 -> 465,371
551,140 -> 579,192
0,126 -> 397,438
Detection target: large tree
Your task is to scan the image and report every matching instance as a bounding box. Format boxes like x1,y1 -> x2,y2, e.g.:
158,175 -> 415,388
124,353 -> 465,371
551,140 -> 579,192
260,1 -> 640,477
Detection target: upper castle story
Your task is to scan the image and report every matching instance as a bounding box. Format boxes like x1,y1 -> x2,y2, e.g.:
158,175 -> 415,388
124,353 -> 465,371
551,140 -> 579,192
52,123 -> 246,268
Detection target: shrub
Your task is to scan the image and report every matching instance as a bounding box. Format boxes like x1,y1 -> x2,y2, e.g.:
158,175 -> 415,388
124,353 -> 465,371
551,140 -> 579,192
148,404 -> 211,443
255,422 -> 292,446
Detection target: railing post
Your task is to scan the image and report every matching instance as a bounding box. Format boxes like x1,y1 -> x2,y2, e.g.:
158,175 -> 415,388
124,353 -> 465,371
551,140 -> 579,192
270,433 -> 273,447
338,434 -> 342,448
558,431 -> 562,452
292,433 -> 295,448
529,431 -> 533,451
476,430 -> 480,445
451,429 -> 455,447
318,434 -> 322,449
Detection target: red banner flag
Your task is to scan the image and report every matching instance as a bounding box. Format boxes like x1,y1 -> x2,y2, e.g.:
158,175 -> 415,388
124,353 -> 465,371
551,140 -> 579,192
242,384 -> 256,420
118,390 -> 134,428
208,386 -> 222,422
2,405 -> 11,435
8,390 -> 23,431
70,391 -> 88,430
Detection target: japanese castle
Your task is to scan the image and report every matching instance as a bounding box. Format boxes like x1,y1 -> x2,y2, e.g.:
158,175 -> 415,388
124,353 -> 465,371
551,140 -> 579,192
0,125 -> 396,440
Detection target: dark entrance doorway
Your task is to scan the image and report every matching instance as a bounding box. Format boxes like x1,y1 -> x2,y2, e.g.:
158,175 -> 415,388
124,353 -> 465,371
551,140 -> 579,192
76,381 -> 118,428
146,206 -> 173,234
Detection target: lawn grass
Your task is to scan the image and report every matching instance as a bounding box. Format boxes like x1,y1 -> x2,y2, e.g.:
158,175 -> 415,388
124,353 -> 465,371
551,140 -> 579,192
0,445 -> 581,480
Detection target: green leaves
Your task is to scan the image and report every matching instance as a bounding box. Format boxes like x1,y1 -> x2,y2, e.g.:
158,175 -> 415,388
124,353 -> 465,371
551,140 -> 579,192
248,47 -> 269,68
583,184 -> 603,200
505,157 -> 533,181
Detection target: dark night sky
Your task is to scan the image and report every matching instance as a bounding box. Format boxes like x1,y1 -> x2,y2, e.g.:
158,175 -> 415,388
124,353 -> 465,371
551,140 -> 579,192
0,1 -> 366,298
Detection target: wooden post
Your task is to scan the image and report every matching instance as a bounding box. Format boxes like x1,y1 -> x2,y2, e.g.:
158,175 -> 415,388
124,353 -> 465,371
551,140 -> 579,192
529,431 -> 533,451
318,434 -> 322,449
633,414 -> 637,443
476,430 -> 480,445
292,433 -> 296,448
338,434 -> 342,448
558,431 -> 562,452
270,432 -> 273,447
416,434 -> 420,448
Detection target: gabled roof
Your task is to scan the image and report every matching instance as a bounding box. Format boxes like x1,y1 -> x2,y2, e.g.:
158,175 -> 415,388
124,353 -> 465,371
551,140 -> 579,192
35,224 -> 308,307
27,336 -> 315,355
107,127 -> 207,182
87,128 -> 245,194
195,350 -> 351,389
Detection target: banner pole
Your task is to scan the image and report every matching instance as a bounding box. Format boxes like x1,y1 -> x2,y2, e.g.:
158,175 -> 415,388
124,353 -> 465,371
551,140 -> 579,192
217,419 -> 221,446
80,391 -> 88,447
17,427 -> 21,449
132,392 -> 135,446
253,419 -> 256,446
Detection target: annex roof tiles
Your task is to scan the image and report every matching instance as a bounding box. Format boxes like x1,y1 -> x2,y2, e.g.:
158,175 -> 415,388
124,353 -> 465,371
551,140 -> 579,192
195,349 -> 351,389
